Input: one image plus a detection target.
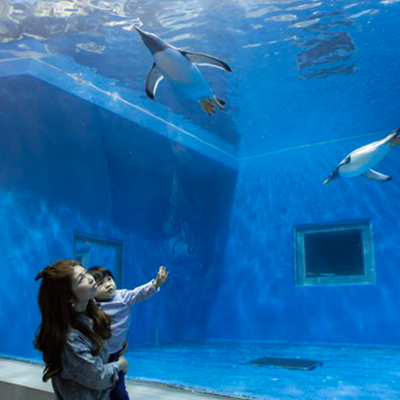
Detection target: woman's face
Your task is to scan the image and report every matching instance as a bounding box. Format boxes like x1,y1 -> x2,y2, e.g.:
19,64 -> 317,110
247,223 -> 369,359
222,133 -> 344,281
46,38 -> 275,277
71,265 -> 98,303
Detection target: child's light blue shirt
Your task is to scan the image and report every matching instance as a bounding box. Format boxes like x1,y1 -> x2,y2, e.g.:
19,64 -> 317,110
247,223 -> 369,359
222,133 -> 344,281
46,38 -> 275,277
97,280 -> 159,354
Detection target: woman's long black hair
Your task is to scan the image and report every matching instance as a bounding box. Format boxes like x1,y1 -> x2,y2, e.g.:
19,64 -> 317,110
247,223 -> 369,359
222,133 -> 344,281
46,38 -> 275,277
34,260 -> 112,381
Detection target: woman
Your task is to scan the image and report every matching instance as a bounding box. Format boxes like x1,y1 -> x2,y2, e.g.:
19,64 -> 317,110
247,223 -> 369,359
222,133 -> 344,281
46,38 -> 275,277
34,260 -> 129,399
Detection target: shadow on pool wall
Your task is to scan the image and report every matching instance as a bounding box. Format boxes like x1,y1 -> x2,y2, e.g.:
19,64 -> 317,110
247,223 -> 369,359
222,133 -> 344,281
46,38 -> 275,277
207,142 -> 400,345
0,74 -> 237,360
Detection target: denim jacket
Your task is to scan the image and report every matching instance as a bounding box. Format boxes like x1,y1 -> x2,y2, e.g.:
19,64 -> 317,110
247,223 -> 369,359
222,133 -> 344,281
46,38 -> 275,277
51,313 -> 119,400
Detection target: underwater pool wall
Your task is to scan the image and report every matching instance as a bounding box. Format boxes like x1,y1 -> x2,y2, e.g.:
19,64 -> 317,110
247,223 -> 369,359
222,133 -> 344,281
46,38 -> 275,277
0,55 -> 238,169
3,54 -> 400,360
207,136 -> 400,345
0,68 -> 237,361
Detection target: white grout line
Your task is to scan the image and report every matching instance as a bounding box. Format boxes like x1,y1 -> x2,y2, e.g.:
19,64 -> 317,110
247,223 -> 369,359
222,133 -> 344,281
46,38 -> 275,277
0,56 -> 30,63
240,130 -> 391,161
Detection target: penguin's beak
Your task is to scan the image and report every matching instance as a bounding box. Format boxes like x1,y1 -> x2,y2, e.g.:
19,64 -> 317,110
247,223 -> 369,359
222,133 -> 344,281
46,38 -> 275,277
323,176 -> 333,185
134,26 -> 146,37
133,26 -> 160,55
134,26 -> 153,43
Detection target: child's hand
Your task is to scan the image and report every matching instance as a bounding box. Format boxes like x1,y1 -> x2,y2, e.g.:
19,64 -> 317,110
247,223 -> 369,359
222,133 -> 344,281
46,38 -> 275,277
117,356 -> 129,374
153,266 -> 169,289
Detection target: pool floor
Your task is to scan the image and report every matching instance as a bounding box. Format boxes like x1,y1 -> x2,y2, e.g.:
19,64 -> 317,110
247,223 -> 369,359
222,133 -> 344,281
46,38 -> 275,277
126,340 -> 400,400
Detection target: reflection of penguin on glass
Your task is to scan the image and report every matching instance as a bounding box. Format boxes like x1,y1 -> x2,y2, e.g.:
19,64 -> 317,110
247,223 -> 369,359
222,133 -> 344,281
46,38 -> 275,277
323,127 -> 400,185
134,26 -> 232,115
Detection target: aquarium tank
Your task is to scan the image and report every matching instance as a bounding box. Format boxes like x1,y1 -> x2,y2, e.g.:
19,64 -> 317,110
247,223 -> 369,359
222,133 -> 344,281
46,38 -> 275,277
1,0 -> 400,398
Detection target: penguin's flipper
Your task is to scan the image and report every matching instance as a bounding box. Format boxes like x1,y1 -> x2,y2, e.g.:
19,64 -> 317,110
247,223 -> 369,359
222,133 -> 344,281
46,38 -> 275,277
145,63 -> 164,99
361,169 -> 392,181
181,51 -> 232,72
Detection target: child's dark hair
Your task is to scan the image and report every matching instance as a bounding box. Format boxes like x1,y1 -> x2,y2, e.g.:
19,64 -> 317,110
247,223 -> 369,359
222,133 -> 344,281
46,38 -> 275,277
87,266 -> 114,283
34,260 -> 112,382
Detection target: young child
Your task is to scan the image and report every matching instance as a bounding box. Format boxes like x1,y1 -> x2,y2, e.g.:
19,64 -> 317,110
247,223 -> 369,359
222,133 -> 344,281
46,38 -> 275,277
88,265 -> 169,400
34,260 -> 129,400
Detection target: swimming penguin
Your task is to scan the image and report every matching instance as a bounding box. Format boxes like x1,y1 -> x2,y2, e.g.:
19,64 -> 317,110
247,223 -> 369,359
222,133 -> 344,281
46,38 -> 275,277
323,128 -> 400,185
134,26 -> 231,115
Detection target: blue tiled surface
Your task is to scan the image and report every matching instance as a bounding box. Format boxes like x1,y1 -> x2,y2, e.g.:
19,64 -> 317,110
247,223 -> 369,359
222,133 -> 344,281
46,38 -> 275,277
129,340 -> 400,400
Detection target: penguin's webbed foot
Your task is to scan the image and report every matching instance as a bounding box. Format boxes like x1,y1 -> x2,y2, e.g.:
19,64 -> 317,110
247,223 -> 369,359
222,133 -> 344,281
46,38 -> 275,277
389,127 -> 400,147
200,98 -> 225,115
200,100 -> 214,115
389,136 -> 400,147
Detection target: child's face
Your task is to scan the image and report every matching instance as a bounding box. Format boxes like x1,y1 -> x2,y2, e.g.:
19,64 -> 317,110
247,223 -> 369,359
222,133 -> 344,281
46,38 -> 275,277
71,265 -> 98,303
95,275 -> 116,301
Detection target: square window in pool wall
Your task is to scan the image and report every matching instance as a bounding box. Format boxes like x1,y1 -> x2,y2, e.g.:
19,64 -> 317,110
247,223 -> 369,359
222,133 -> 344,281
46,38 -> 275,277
73,233 -> 124,288
294,220 -> 375,286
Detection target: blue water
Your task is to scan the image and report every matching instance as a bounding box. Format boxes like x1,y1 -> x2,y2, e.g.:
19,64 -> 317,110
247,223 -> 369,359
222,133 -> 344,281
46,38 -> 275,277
1,0 -> 400,398
1,0 -> 399,154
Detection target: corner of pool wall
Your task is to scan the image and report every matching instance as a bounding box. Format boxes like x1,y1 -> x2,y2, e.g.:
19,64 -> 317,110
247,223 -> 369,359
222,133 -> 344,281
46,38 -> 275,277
0,56 -> 238,170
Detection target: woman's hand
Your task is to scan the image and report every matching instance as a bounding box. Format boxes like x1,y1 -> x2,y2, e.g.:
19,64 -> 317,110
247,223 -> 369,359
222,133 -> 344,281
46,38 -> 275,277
117,356 -> 129,374
153,266 -> 169,289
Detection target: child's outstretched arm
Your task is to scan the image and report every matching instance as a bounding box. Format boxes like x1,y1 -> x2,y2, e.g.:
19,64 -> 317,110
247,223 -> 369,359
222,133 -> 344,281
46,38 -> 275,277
122,266 -> 169,306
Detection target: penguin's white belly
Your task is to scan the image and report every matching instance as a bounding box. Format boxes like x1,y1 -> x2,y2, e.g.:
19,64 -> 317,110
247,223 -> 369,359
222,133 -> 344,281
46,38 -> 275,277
339,142 -> 390,178
154,49 -> 213,99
